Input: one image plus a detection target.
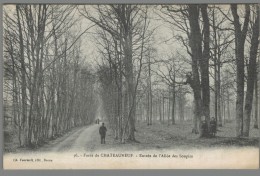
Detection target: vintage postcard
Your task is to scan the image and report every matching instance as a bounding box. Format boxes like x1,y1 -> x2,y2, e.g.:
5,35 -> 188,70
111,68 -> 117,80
2,3 -> 259,169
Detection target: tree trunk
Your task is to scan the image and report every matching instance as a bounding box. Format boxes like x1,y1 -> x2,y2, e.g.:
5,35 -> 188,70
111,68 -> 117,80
243,6 -> 259,136
162,96 -> 165,123
200,4 -> 211,130
193,99 -> 201,134
212,8 -> 221,128
147,90 -> 150,125
222,94 -> 226,124
254,69 -> 258,129
171,83 -> 176,125
227,72 -> 231,122
9,34 -> 21,146
217,60 -> 222,127
16,5 -> 28,146
168,95 -> 170,126
187,5 -> 202,134
159,96 -> 162,122
259,62 -> 260,129
179,86 -> 185,123
125,35 -> 135,141
231,4 -> 250,137
148,52 -> 153,125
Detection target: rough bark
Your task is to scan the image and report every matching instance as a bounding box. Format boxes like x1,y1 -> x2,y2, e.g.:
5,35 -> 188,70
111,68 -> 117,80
200,4 -> 211,129
178,86 -> 185,123
212,9 -> 218,126
187,5 -> 202,134
217,61 -> 222,126
243,6 -> 259,136
147,51 -> 152,125
254,69 -> 258,129
231,4 -> 250,137
171,82 -> 176,125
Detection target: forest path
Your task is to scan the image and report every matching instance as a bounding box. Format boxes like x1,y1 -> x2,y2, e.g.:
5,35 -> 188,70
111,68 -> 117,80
53,124 -> 99,152
37,123 -> 104,153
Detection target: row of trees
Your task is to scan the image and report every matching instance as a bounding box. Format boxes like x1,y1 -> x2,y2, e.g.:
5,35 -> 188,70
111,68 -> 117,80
91,4 -> 259,139
157,4 -> 259,137
3,5 -> 98,147
78,5 -> 155,142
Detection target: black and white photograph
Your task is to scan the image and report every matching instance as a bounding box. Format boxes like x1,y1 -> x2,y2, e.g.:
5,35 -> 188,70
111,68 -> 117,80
2,3 -> 259,169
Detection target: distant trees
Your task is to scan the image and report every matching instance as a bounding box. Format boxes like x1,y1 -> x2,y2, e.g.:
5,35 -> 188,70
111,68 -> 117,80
210,6 -> 234,127
92,4 -> 260,139
154,54 -> 189,125
159,4 -> 259,137
3,5 -> 97,147
221,69 -> 235,123
79,5 -> 153,142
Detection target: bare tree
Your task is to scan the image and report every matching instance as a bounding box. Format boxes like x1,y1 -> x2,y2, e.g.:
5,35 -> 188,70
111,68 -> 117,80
243,5 -> 259,136
231,4 -> 250,137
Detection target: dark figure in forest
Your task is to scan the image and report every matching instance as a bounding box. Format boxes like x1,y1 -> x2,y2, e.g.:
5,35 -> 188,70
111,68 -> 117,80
209,117 -> 217,137
99,123 -> 107,144
200,116 -> 208,138
52,124 -> 57,138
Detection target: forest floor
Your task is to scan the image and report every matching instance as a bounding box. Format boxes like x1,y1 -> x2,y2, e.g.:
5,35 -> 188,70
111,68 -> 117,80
5,119 -> 259,153
88,120 -> 259,152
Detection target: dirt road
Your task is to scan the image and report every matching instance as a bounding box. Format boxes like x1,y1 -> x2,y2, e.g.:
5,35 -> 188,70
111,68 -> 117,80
39,123 -> 107,153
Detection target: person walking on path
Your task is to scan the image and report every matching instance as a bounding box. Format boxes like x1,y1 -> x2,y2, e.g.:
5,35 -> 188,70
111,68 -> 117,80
99,123 -> 107,144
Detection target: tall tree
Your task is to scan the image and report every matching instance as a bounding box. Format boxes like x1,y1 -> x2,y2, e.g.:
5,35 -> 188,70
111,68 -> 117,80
200,4 -> 211,128
160,5 -> 211,135
254,60 -> 259,129
231,4 -> 250,137
243,5 -> 259,136
16,5 -> 28,145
